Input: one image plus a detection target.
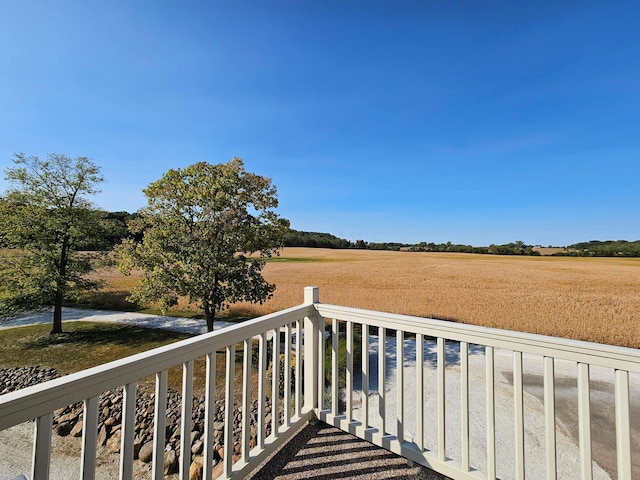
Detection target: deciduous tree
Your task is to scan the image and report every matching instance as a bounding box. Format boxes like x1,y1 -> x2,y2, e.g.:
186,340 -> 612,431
0,153 -> 105,333
117,159 -> 289,332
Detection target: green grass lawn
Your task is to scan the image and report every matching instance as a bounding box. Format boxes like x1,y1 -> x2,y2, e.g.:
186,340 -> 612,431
0,322 -> 194,374
0,322 -> 251,395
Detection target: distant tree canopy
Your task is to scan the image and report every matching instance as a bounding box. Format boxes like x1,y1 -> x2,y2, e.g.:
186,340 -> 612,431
284,230 -> 353,249
96,211 -> 137,249
408,242 -> 486,254
408,240 -> 540,256
284,232 -> 547,255
555,240 -> 640,257
487,240 -> 540,256
283,230 -> 409,251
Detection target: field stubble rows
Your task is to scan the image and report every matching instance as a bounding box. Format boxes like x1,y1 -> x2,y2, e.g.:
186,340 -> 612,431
100,248 -> 640,348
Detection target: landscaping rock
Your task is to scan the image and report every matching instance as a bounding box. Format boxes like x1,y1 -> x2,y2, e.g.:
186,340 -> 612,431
56,412 -> 78,424
133,436 -> 144,459
191,439 -> 203,455
213,421 -> 225,432
164,446 -> 178,475
107,430 -> 121,453
6,366 -> 285,475
0,366 -> 60,394
189,455 -> 204,480
55,422 -> 73,437
211,460 -> 224,479
97,425 -> 108,446
70,420 -> 83,437
138,441 -> 154,463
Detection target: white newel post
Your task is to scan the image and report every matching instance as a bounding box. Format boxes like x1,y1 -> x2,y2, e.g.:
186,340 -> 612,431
303,286 -> 320,415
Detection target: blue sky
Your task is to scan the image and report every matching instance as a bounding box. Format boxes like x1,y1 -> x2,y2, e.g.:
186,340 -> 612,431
1,1 -> 638,246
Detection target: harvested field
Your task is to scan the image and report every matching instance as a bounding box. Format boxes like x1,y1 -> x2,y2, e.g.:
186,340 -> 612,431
240,248 -> 640,348
97,248 -> 640,348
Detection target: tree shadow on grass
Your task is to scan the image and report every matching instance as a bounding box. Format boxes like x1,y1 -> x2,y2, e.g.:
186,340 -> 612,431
24,324 -> 191,350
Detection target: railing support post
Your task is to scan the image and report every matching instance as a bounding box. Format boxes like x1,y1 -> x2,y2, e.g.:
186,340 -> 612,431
32,413 -> 52,480
303,286 -> 320,415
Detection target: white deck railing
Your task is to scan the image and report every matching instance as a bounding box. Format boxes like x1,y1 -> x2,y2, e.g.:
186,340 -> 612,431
1,286 -> 639,479
314,299 -> 640,480
0,293 -> 320,480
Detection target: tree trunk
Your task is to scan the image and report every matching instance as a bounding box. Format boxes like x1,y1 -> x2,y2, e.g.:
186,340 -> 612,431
52,289 -> 63,334
51,232 -> 69,334
204,303 -> 215,333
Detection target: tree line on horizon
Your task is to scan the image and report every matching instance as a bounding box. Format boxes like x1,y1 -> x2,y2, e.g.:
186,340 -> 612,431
282,231 -> 542,255
5,210 -> 635,259
283,231 -> 640,257
284,232 -> 640,257
555,240 -> 640,257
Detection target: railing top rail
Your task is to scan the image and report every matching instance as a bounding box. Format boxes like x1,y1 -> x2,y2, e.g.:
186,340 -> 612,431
0,303 -> 311,430
315,303 -> 640,372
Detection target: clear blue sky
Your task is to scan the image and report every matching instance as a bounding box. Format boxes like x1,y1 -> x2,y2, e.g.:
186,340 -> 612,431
1,1 -> 638,246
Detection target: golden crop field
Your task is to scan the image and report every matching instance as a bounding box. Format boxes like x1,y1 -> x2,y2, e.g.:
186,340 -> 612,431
97,248 -> 640,348
242,248 -> 640,348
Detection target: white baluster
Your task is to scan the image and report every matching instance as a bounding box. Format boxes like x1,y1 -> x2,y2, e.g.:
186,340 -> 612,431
80,395 -> 98,480
32,413 -> 52,480
332,318 -> 339,417
203,352 -> 216,480
615,369 -> 632,479
379,327 -> 386,434
396,330 -> 404,443
257,334 -> 266,450
272,328 -> 280,437
437,337 -> 446,462
577,362 -> 592,480
346,321 -> 354,423
461,342 -> 470,472
295,319 -> 302,419
544,356 -> 556,480
284,324 -> 291,427
486,346 -> 496,480
180,361 -> 194,479
152,370 -> 168,480
242,339 -> 251,462
362,325 -> 369,429
416,333 -> 424,452
120,382 -> 137,480
514,351 -> 525,480
224,345 -> 235,478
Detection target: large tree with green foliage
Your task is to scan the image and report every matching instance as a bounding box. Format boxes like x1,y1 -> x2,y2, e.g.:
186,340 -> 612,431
0,153 -> 105,333
117,159 -> 290,332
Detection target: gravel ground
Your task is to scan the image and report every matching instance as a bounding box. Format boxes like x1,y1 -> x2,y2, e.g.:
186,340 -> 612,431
248,421 -> 449,480
2,420 -> 446,480
0,422 -> 151,480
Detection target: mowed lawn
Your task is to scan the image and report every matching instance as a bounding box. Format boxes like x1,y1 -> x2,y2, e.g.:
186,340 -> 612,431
96,247 -> 640,348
